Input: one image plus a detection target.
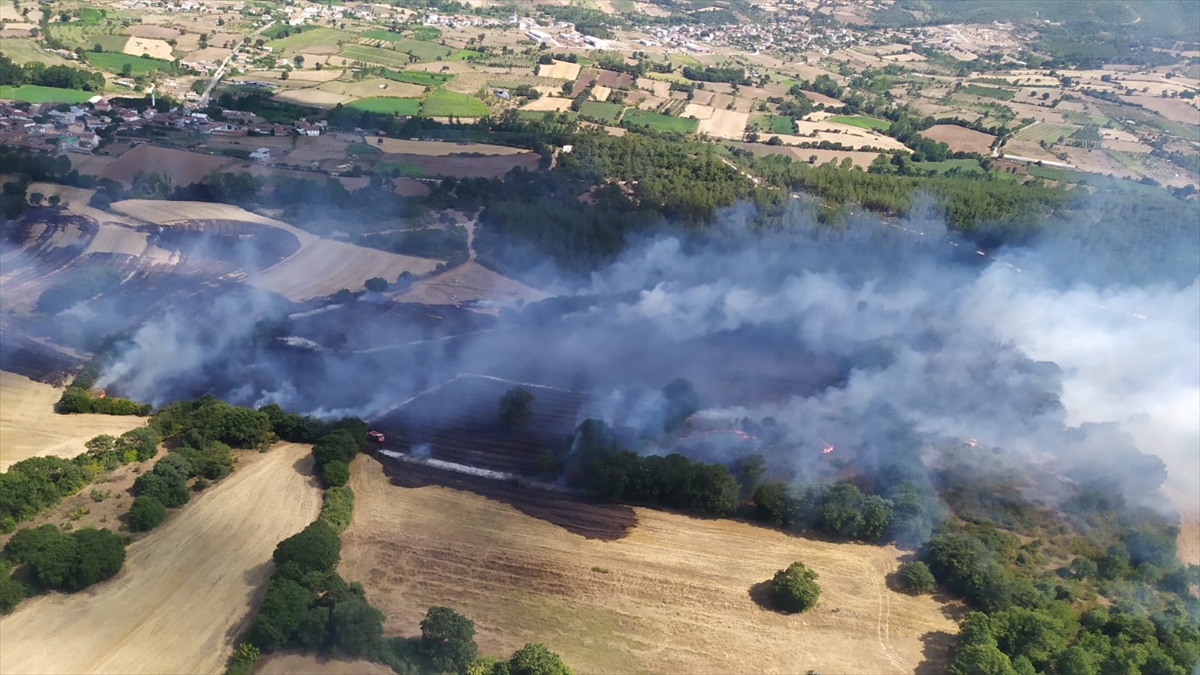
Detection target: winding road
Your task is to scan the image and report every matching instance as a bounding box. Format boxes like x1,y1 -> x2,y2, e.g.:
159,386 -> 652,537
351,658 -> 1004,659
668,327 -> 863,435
199,20 -> 275,106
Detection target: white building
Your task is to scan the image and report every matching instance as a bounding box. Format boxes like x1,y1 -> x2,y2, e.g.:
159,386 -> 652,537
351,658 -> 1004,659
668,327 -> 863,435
250,147 -> 271,162
525,29 -> 553,43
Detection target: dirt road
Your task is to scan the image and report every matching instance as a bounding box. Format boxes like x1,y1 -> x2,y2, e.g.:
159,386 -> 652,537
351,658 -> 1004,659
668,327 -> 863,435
0,443 -> 321,674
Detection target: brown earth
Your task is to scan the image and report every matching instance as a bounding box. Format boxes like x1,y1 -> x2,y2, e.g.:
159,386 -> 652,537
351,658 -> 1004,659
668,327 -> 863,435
389,260 -> 547,307
0,371 -> 145,472
0,443 -> 322,675
99,145 -> 233,186
920,125 -> 995,154
342,455 -> 961,675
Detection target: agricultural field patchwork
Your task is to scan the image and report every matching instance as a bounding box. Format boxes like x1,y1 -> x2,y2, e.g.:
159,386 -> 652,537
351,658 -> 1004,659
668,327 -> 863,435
380,68 -> 452,87
267,28 -> 352,53
959,84 -> 1016,100
1012,122 -> 1081,144
338,44 -> 419,69
578,101 -> 624,123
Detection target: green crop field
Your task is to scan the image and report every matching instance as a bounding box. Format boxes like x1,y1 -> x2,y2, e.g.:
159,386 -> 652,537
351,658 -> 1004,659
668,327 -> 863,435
348,97 -> 421,115
410,26 -> 442,41
668,53 -> 701,67
361,29 -> 407,42
579,101 -> 624,123
0,85 -> 94,103
1027,165 -> 1092,183
449,49 -> 482,61
1106,149 -> 1145,173
420,89 -> 488,117
828,115 -> 891,131
914,158 -> 985,174
770,115 -> 795,134
376,160 -> 424,176
1012,122 -> 1079,144
391,39 -> 453,62
645,71 -> 691,84
92,35 -> 129,52
340,44 -> 415,69
622,109 -> 699,133
380,69 -> 452,87
85,52 -> 171,75
960,84 -> 1015,100
268,28 -> 352,53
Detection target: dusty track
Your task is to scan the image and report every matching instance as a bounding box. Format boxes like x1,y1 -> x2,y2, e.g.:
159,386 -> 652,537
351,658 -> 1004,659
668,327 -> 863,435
0,443 -> 322,675
342,455 -> 959,674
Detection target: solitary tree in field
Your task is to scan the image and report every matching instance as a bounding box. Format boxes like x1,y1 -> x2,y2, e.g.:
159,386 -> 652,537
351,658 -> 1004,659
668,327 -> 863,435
898,561 -> 936,594
498,387 -> 535,429
420,606 -> 477,673
770,561 -> 821,613
293,55 -> 304,69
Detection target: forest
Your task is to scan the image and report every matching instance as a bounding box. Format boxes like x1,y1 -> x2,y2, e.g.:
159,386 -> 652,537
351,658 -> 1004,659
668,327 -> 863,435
0,52 -> 106,92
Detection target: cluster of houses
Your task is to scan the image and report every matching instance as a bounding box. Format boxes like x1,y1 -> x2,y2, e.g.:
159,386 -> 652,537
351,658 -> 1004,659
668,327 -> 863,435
0,98 -> 328,154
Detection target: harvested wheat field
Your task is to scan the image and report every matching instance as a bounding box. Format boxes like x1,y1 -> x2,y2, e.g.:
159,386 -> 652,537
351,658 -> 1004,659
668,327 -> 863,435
249,239 -> 439,300
342,456 -> 960,675
0,371 -> 145,472
535,60 -> 582,80
274,87 -> 353,108
698,108 -> 750,139
389,260 -> 547,306
123,37 -> 173,60
0,443 -> 322,675
520,96 -> 573,112
920,125 -> 995,154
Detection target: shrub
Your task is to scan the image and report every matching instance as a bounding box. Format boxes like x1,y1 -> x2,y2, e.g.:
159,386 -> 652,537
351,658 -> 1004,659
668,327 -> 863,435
498,388 -> 535,429
504,643 -> 572,675
3,524 -> 126,592
273,521 -> 341,577
0,561 -> 26,614
898,561 -> 936,594
770,561 -> 821,613
128,495 -> 167,532
322,460 -> 350,488
364,276 -> 389,292
319,487 -> 354,534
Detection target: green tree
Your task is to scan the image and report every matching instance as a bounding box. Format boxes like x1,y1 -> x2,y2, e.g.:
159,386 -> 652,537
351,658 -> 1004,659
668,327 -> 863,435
421,606 -> 478,673
497,388 -> 535,429
1056,646 -> 1100,675
328,594 -> 385,658
898,561 -> 936,594
949,643 -> 1017,675
770,561 -> 821,613
68,528 -> 126,590
322,460 -> 350,488
364,277 -> 388,293
128,495 -> 167,532
249,575 -> 314,650
504,643 -> 571,675
0,561 -> 27,614
273,521 -> 341,577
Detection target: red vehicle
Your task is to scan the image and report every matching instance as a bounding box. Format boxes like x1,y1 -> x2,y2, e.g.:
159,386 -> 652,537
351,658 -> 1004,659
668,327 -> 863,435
367,430 -> 385,444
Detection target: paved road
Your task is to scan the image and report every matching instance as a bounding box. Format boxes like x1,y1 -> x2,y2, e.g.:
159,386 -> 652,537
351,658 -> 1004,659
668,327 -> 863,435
199,20 -> 275,106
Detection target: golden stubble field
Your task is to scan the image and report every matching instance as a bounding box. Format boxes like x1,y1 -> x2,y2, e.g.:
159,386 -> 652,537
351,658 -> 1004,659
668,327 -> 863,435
341,456 -> 961,675
0,443 -> 322,675
0,371 -> 145,472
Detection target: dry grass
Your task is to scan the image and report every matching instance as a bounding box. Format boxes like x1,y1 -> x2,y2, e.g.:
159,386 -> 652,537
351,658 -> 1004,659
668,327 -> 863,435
317,78 -> 425,99
123,37 -> 173,60
273,87 -> 353,108
920,125 -> 995,155
0,371 -> 145,472
342,455 -> 960,675
249,239 -> 439,301
0,443 -> 322,675
520,96 -> 573,112
698,108 -> 750,140
99,146 -> 233,186
389,260 -> 547,307
373,138 -> 528,156
535,60 -> 581,80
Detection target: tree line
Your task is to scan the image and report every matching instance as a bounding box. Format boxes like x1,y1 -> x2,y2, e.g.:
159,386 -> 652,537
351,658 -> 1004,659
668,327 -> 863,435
0,52 -> 106,92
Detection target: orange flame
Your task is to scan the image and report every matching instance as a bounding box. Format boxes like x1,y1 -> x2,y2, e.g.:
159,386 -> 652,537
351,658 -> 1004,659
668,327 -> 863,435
821,441 -> 834,454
